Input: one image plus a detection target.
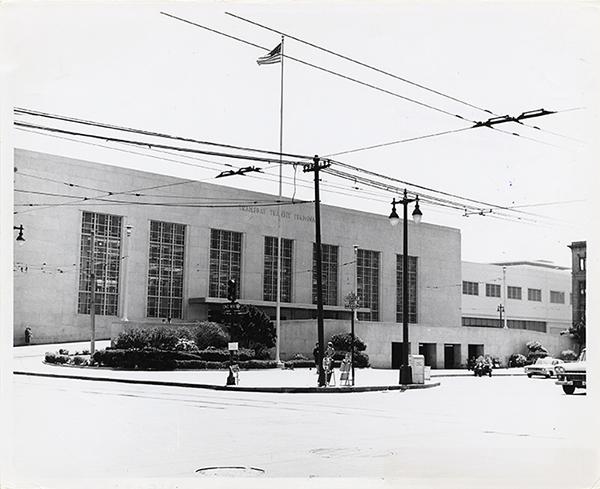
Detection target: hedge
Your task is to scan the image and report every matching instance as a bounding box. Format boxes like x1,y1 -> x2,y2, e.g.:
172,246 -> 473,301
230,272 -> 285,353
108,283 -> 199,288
174,359 -> 278,370
92,348 -> 260,370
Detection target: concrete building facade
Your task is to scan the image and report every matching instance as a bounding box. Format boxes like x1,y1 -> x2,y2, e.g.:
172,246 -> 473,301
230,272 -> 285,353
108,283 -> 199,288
13,150 -> 574,367
568,241 -> 586,325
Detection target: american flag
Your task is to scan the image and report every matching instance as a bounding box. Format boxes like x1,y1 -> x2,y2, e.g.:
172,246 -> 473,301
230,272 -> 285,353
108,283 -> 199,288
256,43 -> 282,65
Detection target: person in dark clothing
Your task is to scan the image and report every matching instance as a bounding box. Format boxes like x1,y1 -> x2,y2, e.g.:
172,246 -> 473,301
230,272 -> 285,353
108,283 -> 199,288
313,343 -> 321,374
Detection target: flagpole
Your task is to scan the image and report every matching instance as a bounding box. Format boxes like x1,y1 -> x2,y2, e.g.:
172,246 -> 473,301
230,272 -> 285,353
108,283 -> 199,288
275,35 -> 284,367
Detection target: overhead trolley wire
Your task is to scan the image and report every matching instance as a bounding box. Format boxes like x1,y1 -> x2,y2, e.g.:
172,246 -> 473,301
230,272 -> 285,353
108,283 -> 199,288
160,11 -> 473,123
225,11 -> 494,116
327,158 -> 553,220
324,126 -> 474,157
14,107 -> 313,161
14,121 -> 304,166
225,12 -> 580,145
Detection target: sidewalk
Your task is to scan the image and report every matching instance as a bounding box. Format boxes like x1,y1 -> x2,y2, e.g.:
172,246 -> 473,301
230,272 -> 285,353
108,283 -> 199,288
12,341 -> 525,393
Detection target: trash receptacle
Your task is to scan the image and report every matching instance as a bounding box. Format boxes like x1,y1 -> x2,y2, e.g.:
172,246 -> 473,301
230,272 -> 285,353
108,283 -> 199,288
409,354 -> 425,384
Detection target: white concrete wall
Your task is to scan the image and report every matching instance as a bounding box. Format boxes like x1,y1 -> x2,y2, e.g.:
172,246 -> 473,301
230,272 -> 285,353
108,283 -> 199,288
280,319 -> 576,368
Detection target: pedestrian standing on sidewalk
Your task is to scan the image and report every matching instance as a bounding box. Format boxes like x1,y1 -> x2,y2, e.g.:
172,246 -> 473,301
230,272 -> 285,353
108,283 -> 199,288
313,342 -> 321,375
324,342 -> 335,385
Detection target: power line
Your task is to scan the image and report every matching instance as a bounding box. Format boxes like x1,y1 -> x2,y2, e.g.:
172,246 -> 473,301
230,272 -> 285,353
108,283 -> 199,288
15,189 -> 312,208
15,126 -> 392,210
14,121 -> 304,166
224,12 -> 580,144
14,107 -> 313,161
225,11 -> 495,116
324,126 -> 473,157
160,11 -> 473,123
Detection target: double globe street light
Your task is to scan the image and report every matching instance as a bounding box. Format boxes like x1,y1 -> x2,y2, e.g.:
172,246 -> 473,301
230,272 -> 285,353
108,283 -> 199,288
389,189 -> 422,385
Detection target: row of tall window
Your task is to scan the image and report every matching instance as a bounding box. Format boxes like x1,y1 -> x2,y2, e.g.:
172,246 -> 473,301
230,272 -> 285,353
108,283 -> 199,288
76,212 -> 419,322
462,281 -> 567,304
462,316 -> 547,333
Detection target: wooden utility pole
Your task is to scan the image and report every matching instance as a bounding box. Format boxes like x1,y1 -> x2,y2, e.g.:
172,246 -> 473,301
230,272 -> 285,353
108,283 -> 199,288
303,155 -> 330,387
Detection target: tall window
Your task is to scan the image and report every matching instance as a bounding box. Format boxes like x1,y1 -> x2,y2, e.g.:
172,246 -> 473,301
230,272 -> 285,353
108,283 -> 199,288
507,286 -> 522,300
550,290 -> 565,304
396,255 -> 418,323
486,283 -> 501,297
357,249 -> 380,321
78,211 -> 122,315
264,237 -> 293,302
462,281 -> 479,296
147,221 -> 185,319
579,255 -> 586,272
209,229 -> 242,298
312,243 -> 338,306
528,288 -> 542,302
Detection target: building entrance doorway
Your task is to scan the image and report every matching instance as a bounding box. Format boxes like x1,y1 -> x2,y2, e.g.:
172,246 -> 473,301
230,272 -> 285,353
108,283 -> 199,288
444,344 -> 461,369
468,344 -> 484,361
419,343 -> 437,368
391,342 -> 411,369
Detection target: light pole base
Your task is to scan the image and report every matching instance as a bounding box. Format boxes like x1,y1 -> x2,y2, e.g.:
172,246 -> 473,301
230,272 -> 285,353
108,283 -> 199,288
399,365 -> 413,385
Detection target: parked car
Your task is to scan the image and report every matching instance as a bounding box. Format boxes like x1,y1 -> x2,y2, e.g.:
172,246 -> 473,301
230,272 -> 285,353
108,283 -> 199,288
555,349 -> 586,395
524,357 -> 563,378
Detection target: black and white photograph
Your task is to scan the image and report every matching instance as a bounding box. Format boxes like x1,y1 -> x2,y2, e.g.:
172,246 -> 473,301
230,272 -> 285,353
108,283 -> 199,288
1,2 -> 598,488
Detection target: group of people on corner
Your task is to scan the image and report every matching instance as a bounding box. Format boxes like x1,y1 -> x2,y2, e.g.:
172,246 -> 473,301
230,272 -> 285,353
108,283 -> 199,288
313,341 -> 352,386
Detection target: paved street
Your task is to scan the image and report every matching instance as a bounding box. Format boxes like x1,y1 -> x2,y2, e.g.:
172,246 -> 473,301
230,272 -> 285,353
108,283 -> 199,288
10,371 -> 598,488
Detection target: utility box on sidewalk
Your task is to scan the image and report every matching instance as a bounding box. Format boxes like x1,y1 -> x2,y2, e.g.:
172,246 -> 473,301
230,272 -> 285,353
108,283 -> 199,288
409,354 -> 425,384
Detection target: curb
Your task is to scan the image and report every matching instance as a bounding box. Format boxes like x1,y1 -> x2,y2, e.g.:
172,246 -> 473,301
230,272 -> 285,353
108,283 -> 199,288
13,370 -> 441,393
431,372 -> 526,378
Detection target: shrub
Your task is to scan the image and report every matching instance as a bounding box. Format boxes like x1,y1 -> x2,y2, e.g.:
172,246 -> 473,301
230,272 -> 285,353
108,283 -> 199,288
175,338 -> 198,352
147,327 -> 181,350
45,352 -> 70,365
284,359 -> 315,369
92,349 -> 177,370
175,360 -> 209,369
560,350 -> 578,362
72,356 -> 85,365
229,304 -> 276,350
239,360 -> 278,369
193,322 -> 230,349
58,348 -> 69,355
253,345 -> 272,360
508,353 -> 527,368
330,333 -> 367,352
113,328 -> 151,350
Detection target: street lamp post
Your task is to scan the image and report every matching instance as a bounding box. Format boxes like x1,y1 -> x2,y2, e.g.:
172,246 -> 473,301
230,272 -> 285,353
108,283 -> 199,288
89,231 -> 96,355
497,304 -> 505,328
389,189 -> 422,385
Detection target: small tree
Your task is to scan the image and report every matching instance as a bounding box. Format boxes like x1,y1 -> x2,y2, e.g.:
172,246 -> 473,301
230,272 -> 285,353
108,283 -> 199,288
561,320 -> 586,354
230,304 -> 276,351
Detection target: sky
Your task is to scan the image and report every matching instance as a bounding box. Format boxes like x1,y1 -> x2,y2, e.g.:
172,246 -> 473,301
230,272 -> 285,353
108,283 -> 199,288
2,1 -> 599,268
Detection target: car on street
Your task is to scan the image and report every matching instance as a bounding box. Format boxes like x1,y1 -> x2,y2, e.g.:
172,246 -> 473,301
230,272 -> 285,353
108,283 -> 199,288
524,357 -> 564,378
555,348 -> 586,395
